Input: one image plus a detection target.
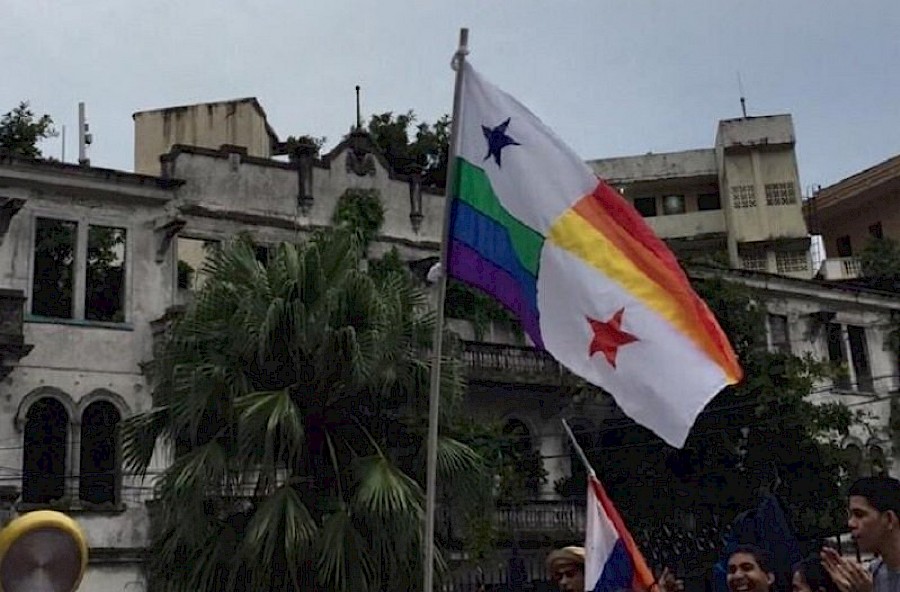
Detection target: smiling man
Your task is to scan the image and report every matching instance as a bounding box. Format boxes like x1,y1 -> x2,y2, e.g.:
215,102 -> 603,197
728,545 -> 777,592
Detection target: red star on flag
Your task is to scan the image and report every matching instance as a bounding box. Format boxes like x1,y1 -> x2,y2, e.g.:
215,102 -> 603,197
586,308 -> 639,368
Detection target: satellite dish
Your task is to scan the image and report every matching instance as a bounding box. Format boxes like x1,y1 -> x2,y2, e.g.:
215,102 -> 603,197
0,511 -> 88,592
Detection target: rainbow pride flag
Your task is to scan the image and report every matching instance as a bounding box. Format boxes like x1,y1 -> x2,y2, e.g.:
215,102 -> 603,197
446,63 -> 742,447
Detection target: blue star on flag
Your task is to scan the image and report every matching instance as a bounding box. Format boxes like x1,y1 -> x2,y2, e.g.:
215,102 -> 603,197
482,118 -> 520,167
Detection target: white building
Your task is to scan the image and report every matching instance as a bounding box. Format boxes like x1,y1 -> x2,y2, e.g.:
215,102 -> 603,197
0,99 -> 895,590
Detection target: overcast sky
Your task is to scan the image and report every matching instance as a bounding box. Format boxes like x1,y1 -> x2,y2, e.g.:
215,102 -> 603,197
3,1 -> 898,190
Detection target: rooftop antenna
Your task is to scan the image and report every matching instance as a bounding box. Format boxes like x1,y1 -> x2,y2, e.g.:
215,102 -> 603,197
355,85 -> 362,131
737,72 -> 748,118
78,102 -> 92,166
60,125 -> 66,163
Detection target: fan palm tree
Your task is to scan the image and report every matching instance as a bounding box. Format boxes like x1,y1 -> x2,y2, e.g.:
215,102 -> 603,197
122,229 -> 486,592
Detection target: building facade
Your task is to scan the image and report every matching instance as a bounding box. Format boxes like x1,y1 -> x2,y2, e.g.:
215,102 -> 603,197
0,99 -> 896,590
589,115 -> 811,279
805,154 -> 900,281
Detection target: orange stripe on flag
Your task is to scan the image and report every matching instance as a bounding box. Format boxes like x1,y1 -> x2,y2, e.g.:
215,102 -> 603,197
548,206 -> 741,383
568,182 -> 741,381
589,476 -> 656,591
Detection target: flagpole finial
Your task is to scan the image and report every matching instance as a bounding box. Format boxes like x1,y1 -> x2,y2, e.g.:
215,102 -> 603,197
452,28 -> 470,71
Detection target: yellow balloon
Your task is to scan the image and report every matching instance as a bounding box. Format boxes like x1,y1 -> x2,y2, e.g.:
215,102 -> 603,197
0,510 -> 88,592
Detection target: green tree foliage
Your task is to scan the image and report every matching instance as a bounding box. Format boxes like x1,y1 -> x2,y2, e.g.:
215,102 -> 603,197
860,237 -> 900,293
0,101 -> 56,158
332,188 -> 385,250
366,111 -> 451,188
557,277 -> 859,540
122,230 -> 488,592
284,134 -> 327,158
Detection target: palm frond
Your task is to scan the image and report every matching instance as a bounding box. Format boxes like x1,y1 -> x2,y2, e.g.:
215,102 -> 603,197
316,505 -> 377,592
238,484 -> 318,590
120,406 -> 171,477
233,388 -> 305,469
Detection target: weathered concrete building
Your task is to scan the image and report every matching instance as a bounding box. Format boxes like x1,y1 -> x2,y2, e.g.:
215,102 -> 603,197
0,154 -> 180,591
805,154 -> 900,281
0,98 -> 895,591
590,115 -> 811,279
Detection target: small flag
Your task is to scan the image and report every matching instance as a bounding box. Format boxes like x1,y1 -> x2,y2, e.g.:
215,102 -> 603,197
446,62 -> 742,447
585,475 -> 655,592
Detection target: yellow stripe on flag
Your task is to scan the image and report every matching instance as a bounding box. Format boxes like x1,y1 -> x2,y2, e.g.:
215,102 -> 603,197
548,209 -> 740,382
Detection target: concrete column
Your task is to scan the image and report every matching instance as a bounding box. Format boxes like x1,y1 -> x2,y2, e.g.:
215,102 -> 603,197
68,420 -> 81,503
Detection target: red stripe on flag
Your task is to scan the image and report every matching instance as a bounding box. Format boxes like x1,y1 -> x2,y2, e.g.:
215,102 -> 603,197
585,181 -> 742,383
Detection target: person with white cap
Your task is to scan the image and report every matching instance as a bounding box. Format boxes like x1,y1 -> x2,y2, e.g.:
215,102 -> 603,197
547,546 -> 587,592
546,545 -> 685,592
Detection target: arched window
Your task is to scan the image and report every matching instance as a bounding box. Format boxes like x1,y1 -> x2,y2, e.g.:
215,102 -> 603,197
502,419 -> 533,455
22,398 -> 69,504
502,418 -> 543,498
79,401 -> 121,506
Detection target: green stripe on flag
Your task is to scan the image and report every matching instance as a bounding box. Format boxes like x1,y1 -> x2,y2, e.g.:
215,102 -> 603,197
454,158 -> 543,275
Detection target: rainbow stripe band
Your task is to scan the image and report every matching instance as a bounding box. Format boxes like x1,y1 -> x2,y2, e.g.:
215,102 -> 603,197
448,158 -> 545,347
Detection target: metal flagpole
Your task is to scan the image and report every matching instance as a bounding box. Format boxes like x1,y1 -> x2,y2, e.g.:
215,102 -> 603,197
561,418 -> 596,478
423,27 -> 469,592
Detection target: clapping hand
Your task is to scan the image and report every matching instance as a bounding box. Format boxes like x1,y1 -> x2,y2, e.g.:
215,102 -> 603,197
821,547 -> 874,592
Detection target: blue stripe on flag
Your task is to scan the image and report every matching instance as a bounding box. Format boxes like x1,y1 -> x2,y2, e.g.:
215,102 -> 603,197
591,539 -> 634,592
449,199 -> 538,312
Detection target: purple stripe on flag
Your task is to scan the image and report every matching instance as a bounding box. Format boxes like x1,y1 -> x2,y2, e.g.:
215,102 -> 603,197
448,239 -> 544,348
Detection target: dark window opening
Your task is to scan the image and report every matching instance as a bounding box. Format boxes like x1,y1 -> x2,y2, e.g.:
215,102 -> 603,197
502,419 -> 542,498
836,235 -> 853,258
22,398 -> 69,504
869,222 -> 884,240
847,325 -> 873,392
79,401 -> 121,506
632,197 -> 657,217
177,237 -> 219,291
768,314 -> 790,353
254,245 -> 270,265
32,218 -> 76,319
826,323 -> 851,390
85,226 -> 126,322
697,193 -> 722,211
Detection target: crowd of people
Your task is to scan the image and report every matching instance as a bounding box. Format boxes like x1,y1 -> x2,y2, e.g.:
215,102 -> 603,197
545,476 -> 900,592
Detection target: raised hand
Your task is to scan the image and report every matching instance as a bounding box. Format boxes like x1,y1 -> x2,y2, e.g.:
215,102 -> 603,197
659,567 -> 685,592
821,547 -> 874,592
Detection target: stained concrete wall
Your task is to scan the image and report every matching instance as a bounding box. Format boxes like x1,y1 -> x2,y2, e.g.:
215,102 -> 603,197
134,99 -> 276,176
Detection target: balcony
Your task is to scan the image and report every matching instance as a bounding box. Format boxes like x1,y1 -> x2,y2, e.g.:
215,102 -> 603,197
0,289 -> 33,379
461,341 -> 565,385
438,500 -> 586,545
150,309 -> 563,386
644,210 -> 727,240
817,257 -> 862,281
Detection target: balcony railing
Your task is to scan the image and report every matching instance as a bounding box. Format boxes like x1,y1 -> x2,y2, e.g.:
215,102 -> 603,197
437,500 -> 585,544
150,310 -> 563,385
817,257 -> 862,281
461,341 -> 564,385
494,500 -> 585,534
